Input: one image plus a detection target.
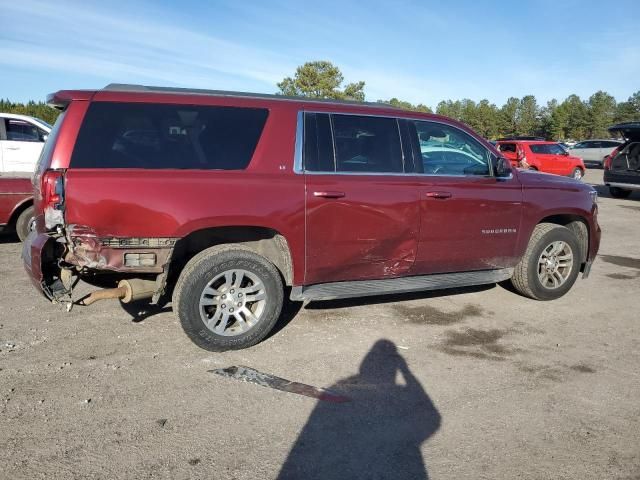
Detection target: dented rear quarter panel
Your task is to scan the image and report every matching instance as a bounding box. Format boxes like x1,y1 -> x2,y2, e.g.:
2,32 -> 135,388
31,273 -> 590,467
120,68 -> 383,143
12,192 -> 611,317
62,100 -> 306,282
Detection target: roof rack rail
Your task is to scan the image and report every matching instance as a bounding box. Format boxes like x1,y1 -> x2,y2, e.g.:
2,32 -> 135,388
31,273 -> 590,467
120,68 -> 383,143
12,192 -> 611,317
102,83 -> 399,109
497,136 -> 546,141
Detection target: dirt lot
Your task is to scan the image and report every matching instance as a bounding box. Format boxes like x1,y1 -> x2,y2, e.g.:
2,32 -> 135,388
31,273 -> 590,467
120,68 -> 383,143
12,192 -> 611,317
1,169 -> 639,479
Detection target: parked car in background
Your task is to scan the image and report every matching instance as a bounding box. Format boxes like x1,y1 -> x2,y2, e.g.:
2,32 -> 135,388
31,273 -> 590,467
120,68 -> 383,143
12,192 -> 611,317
0,113 -> 52,173
23,84 -> 600,351
0,174 -> 34,241
604,122 -> 640,198
496,140 -> 586,179
569,139 -> 623,167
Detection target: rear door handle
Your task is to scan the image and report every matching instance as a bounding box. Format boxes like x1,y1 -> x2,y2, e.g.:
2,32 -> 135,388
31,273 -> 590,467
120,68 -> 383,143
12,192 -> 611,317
313,191 -> 345,199
426,191 -> 452,199
5,146 -> 20,150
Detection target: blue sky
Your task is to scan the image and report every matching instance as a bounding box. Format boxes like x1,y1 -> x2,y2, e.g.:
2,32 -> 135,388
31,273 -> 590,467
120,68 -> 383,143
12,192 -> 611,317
1,0 -> 638,107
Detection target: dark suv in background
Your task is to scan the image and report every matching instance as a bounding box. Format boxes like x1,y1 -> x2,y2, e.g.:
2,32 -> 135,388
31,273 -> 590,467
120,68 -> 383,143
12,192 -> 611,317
604,122 -> 640,198
23,84 -> 600,351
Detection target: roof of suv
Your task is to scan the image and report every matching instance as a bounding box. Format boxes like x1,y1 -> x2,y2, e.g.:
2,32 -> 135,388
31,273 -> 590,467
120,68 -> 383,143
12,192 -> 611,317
47,83 -> 403,111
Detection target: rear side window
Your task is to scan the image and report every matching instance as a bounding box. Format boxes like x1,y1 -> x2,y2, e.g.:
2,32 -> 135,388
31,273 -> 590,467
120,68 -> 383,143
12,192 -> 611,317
529,144 -> 565,154
303,113 -> 335,172
71,102 -> 268,169
332,114 -> 403,173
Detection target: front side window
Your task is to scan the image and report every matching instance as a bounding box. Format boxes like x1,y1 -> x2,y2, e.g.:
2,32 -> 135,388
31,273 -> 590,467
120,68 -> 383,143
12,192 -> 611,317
529,143 -> 565,155
332,114 -> 403,173
414,121 -> 491,176
4,119 -> 44,142
498,143 -> 517,153
71,102 -> 268,169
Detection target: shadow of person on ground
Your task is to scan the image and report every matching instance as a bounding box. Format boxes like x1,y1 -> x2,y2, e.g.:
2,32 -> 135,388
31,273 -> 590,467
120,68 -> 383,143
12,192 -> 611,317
278,339 -> 441,480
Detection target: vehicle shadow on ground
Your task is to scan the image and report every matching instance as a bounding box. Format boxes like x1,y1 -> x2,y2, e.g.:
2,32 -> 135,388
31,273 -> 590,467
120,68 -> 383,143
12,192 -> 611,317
304,283 -> 494,310
277,339 -> 441,480
117,288 -> 304,334
0,232 -> 19,244
588,183 -> 640,201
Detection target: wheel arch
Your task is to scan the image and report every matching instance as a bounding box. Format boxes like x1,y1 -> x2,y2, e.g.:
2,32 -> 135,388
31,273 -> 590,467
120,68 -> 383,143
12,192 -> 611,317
166,226 -> 294,293
536,214 -> 589,265
8,197 -> 34,228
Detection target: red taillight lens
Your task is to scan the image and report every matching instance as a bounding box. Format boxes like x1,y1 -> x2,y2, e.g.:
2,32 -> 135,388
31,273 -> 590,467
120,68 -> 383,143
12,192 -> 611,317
604,147 -> 619,170
42,170 -> 64,208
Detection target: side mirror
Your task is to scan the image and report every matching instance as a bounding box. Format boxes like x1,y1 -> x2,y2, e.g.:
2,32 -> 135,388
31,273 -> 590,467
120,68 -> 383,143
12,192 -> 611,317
41,134 -> 48,142
494,156 -> 512,178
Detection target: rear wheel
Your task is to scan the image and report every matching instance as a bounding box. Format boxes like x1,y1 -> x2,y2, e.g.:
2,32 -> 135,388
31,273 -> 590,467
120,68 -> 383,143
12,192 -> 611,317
173,245 -> 284,351
571,167 -> 583,180
15,206 -> 34,242
609,186 -> 632,199
511,223 -> 581,300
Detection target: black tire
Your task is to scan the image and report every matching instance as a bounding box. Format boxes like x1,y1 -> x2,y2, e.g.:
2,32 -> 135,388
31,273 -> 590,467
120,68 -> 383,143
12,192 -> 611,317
570,167 -> 583,180
609,187 -> 632,199
15,206 -> 34,242
510,223 -> 581,301
173,245 -> 284,351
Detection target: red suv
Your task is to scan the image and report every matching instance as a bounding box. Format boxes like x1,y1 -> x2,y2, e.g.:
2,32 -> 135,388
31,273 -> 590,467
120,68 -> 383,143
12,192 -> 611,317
23,84 -> 601,351
497,140 -> 586,180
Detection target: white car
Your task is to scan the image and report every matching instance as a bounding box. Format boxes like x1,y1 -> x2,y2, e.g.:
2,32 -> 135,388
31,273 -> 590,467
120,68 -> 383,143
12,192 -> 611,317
0,113 -> 52,173
569,139 -> 623,167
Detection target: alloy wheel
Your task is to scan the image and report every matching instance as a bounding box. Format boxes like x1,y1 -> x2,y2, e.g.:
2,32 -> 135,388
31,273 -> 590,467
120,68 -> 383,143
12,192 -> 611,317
199,269 -> 267,336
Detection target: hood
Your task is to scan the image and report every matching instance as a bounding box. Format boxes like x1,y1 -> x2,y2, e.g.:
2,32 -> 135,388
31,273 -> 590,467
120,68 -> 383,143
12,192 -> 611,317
608,122 -> 640,142
516,168 -> 591,191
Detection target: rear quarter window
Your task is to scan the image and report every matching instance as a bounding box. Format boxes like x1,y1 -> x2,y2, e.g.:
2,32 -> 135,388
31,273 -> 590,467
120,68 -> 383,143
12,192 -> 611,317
71,102 -> 268,169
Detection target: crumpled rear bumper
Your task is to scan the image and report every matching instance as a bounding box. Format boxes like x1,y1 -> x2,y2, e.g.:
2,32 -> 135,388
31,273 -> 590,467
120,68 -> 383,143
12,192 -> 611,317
22,230 -> 58,300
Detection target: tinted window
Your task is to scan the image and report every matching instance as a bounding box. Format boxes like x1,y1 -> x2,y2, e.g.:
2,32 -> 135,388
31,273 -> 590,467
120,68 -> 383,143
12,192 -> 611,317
415,121 -> 491,176
332,114 -> 403,173
71,102 -> 268,169
303,113 -> 335,172
602,141 -> 621,148
498,143 -> 517,153
529,143 -> 565,154
5,119 -> 45,142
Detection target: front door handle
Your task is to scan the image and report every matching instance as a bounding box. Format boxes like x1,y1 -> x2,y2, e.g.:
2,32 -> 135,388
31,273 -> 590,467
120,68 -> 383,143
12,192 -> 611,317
5,146 -> 20,150
426,191 -> 452,199
313,191 -> 345,199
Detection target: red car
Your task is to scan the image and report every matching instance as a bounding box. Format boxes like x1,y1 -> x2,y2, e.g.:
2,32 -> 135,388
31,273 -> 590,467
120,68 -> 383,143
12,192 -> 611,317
497,140 -> 585,180
23,84 -> 600,351
0,175 -> 34,241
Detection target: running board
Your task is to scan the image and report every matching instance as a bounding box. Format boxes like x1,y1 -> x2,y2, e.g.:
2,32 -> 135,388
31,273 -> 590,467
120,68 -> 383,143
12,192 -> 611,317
290,268 -> 514,302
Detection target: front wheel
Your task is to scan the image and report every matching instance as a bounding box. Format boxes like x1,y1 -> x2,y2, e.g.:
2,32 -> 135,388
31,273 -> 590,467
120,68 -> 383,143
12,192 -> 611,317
609,186 -> 632,199
510,223 -> 581,300
173,245 -> 284,351
570,167 -> 584,180
16,206 -> 35,242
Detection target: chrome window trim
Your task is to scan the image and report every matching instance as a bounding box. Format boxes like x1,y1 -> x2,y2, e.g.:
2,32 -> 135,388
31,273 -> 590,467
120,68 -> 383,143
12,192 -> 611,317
293,110 -> 303,173
293,109 -> 502,179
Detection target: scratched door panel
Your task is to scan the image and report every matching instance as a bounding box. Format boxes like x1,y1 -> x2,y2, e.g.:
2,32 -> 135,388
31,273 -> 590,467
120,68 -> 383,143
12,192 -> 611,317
305,174 -> 420,285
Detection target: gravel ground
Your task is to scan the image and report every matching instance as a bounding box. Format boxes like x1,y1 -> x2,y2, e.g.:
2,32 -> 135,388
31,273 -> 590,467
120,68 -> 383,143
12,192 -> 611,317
0,169 -> 639,479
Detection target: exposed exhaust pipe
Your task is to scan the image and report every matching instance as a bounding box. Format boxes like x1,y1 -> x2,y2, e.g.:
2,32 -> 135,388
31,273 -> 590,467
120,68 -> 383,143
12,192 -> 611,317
79,279 -> 157,306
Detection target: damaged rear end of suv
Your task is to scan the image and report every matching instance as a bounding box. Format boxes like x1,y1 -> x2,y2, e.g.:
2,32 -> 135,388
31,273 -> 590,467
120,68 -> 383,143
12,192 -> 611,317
23,90 -> 166,310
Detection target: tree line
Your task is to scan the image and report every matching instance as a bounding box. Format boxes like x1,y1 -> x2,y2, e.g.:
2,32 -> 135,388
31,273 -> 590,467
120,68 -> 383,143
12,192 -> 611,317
278,61 -> 640,140
3,60 -> 638,140
0,99 -> 60,126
